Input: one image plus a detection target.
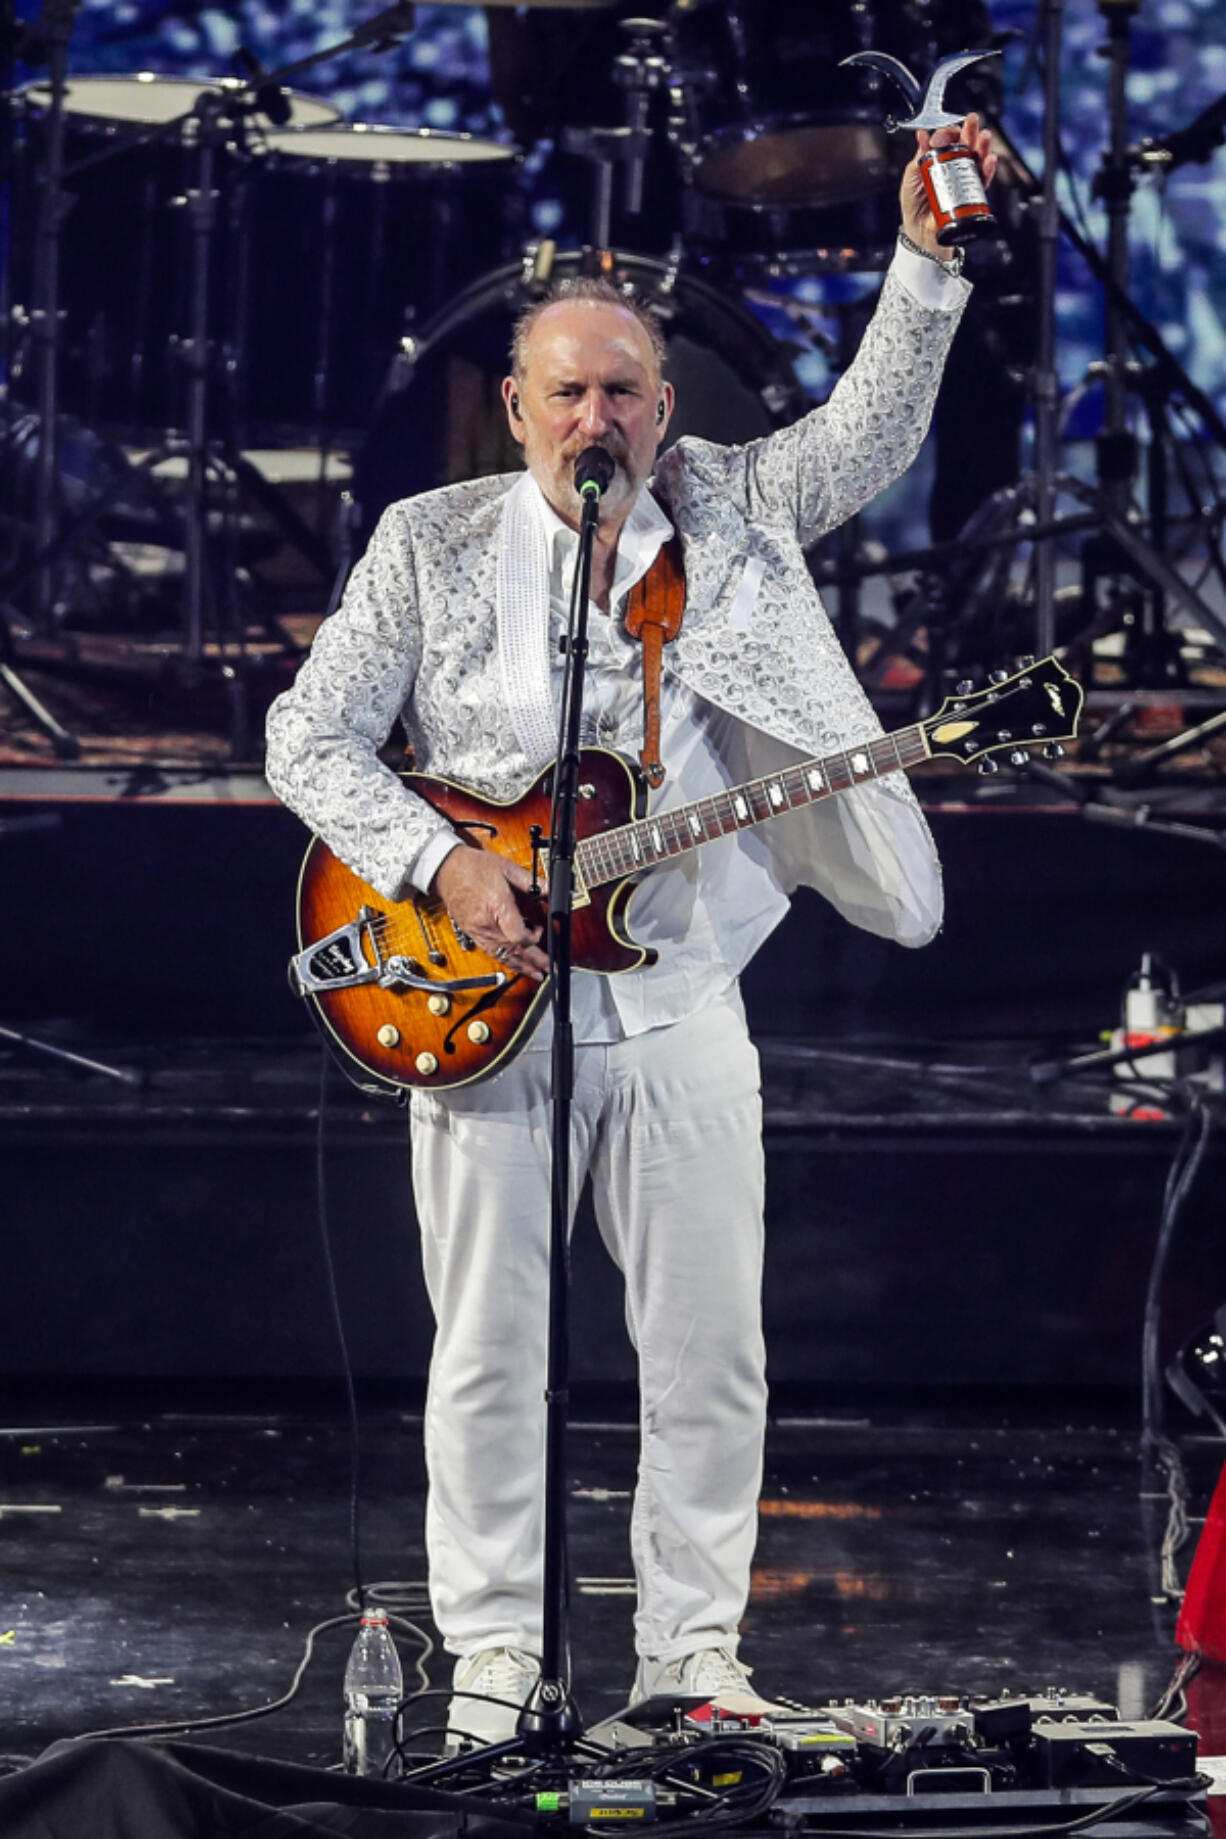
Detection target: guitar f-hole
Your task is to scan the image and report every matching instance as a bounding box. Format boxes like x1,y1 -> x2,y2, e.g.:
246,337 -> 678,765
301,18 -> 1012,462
442,975 -> 521,1057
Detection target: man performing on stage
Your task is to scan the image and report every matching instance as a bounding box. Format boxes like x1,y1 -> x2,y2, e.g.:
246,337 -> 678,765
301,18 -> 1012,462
266,117 -> 995,1747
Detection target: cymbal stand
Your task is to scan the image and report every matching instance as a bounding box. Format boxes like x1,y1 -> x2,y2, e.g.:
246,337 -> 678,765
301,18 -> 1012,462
1077,0 -> 1181,688
1037,0 -> 1226,689
179,91 -> 224,675
28,0 -> 79,637
1031,0 -> 1064,659
562,17 -> 667,254
0,1 -> 84,755
160,8 -> 423,704
0,10 -> 421,760
898,6 -> 1226,723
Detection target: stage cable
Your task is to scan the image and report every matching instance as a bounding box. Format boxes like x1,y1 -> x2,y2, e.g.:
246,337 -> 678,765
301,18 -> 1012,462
1141,1095 -> 1213,1456
1149,1646 -> 1203,1723
1137,1090 -> 1213,1606
70,1609 -> 432,1746
316,1039 -> 368,1613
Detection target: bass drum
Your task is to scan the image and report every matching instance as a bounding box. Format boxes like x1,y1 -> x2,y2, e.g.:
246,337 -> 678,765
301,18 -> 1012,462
353,249 -> 809,543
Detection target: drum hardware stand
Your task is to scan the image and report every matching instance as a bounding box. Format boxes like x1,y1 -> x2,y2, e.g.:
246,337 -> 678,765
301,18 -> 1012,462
1024,0 -> 1226,682
562,16 -> 669,252
0,815 -> 138,1086
0,1017 -> 140,1085
0,9 -> 419,760
879,0 -> 1226,733
150,4 -> 423,689
0,0 -> 85,751
25,0 -> 80,639
0,600 -> 79,757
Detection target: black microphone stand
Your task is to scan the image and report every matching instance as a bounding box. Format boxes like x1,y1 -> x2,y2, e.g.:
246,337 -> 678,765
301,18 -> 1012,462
403,451 -> 614,1783
519,453 -> 611,1750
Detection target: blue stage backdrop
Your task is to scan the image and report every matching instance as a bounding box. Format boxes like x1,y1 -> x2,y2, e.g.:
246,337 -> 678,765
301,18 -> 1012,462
10,0 -> 1226,593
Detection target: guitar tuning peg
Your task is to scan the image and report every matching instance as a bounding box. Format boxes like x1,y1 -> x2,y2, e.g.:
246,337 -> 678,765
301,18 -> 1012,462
955,678 -> 974,696
1017,654 -> 1036,669
1009,749 -> 1030,768
989,669 -> 1009,685
1043,742 -> 1066,761
977,757 -> 999,776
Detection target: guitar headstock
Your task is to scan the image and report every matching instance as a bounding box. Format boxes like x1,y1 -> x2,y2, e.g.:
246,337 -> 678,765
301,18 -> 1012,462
921,655 -> 1084,774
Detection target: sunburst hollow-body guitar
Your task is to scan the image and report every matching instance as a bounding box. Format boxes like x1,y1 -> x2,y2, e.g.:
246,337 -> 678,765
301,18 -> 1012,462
289,656 -> 1083,1098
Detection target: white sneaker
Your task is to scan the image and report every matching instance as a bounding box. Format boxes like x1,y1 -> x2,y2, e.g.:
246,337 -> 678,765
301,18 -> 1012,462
631,1646 -> 783,1718
445,1646 -> 539,1750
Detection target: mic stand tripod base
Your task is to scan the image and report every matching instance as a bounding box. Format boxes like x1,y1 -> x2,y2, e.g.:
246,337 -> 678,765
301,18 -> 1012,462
516,1676 -> 584,1753
0,655 -> 79,759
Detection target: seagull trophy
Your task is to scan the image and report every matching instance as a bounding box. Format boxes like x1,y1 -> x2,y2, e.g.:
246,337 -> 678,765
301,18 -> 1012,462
841,48 -> 998,133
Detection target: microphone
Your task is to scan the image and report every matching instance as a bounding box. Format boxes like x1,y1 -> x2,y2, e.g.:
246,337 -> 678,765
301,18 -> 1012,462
574,447 -> 615,500
1134,90 -> 1226,171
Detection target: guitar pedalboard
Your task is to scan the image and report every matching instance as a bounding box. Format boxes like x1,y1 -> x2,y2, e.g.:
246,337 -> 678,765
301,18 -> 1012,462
565,1686 -> 1210,1836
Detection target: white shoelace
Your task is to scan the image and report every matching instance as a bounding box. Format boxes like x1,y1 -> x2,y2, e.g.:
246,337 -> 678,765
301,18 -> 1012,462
455,1647 -> 537,1700
680,1648 -> 751,1690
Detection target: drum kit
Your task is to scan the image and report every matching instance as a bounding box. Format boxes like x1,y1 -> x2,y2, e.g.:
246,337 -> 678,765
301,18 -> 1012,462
0,0 -> 977,757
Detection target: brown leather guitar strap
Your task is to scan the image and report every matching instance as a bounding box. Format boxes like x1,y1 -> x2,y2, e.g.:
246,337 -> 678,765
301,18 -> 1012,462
622,532 -> 686,789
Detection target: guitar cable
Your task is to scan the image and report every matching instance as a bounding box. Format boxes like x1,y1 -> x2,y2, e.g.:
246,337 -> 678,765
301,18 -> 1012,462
53,1045 -> 438,1755
315,1040 -> 368,1615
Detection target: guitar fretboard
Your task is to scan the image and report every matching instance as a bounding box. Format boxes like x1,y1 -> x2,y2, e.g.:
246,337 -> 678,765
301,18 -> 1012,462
574,725 -> 930,891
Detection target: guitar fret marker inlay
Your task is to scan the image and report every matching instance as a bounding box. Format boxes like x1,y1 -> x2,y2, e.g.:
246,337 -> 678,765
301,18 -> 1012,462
807,768 -> 824,792
767,783 -> 784,808
733,795 -> 749,822
688,812 -> 703,838
650,824 -> 664,854
851,752 -> 870,775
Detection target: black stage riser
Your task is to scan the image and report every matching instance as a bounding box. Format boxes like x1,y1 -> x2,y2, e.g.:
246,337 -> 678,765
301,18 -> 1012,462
0,799 -> 1223,1042
1,1127 -> 1222,1388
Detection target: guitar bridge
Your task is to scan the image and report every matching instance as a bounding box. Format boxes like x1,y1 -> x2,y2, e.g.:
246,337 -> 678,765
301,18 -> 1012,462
289,910 -> 507,999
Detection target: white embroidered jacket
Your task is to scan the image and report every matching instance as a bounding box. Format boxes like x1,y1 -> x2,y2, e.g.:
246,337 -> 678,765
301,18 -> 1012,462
266,260 -> 969,949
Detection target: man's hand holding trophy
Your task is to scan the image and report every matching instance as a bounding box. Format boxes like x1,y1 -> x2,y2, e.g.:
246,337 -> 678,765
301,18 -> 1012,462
843,49 -> 1002,265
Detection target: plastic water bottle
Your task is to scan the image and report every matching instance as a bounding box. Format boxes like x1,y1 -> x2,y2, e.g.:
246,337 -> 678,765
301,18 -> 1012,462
343,1605 -> 403,1777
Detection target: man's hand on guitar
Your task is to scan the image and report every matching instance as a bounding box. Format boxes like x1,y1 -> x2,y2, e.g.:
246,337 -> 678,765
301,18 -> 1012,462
433,846 -> 549,982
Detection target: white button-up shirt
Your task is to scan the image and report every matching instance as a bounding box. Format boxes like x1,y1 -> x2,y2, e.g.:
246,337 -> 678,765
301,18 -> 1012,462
530,478 -> 790,1044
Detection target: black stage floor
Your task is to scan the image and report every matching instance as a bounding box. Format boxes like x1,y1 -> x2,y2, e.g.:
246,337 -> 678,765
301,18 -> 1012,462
3,1397 -> 1226,1795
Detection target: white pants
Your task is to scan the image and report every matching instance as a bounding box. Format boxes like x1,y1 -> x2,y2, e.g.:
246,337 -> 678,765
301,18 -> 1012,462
409,988 -> 767,1663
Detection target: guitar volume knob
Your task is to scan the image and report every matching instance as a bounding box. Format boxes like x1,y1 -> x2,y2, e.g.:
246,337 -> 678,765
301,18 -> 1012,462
415,1052 -> 439,1076
376,1024 -> 400,1048
467,1021 -> 491,1045
427,993 -> 451,1016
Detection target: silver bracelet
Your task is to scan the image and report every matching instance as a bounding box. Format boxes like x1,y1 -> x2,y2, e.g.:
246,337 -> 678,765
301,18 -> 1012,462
898,230 -> 965,279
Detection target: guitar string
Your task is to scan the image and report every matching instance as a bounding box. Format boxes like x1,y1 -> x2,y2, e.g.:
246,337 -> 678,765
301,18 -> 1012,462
322,677 -> 1065,974
358,730 -> 922,966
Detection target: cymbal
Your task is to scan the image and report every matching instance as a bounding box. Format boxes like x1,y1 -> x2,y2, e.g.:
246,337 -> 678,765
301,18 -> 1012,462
437,0 -> 617,8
